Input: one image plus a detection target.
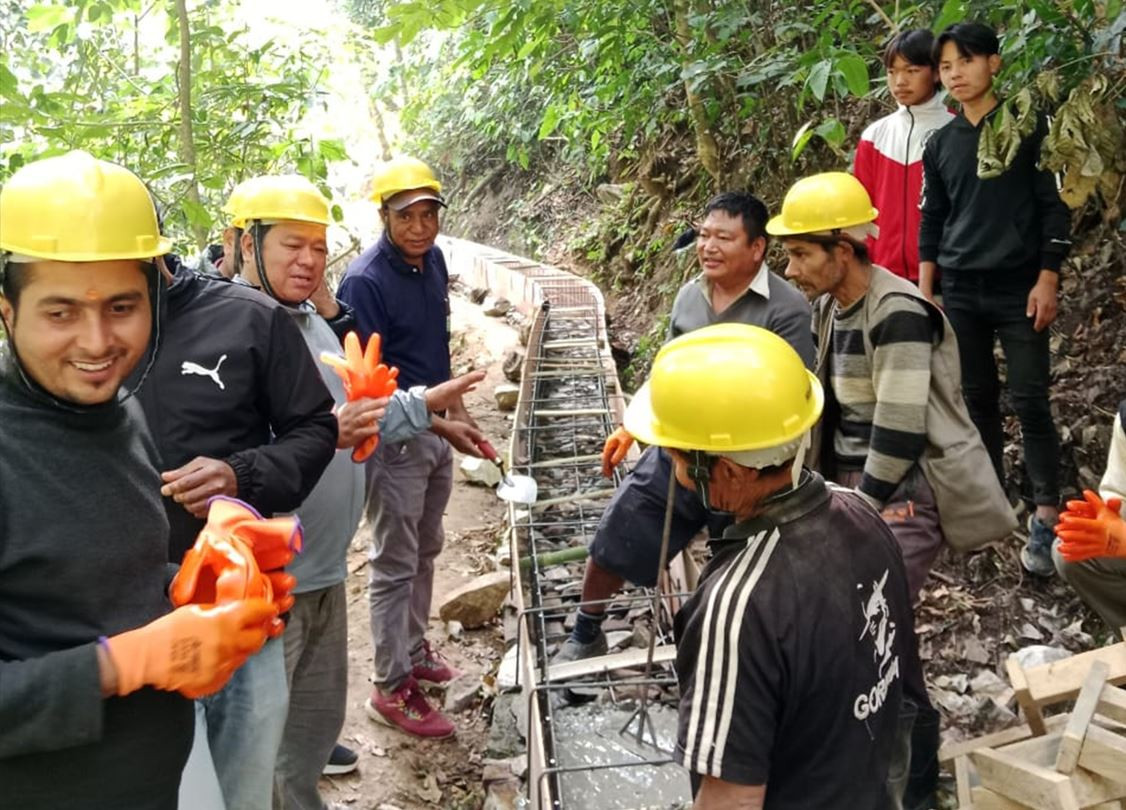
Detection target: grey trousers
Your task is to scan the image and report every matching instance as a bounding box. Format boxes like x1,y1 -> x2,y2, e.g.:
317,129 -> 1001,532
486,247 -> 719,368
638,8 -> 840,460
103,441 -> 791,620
1053,540 -> 1126,638
273,583 -> 349,810
365,431 -> 453,689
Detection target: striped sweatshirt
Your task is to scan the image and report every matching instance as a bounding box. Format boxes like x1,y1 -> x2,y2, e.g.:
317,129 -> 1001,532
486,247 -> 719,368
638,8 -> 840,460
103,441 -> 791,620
831,292 -> 934,505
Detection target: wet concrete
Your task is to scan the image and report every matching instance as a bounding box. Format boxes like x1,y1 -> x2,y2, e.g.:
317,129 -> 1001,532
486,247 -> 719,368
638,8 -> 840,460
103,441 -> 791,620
548,703 -> 692,809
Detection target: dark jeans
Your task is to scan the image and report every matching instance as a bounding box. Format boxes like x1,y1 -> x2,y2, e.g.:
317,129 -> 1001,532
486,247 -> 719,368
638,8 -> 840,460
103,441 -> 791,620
941,269 -> 1059,506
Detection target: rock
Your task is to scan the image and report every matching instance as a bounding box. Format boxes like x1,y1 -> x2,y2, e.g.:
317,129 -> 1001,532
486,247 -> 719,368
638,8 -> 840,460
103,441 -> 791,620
482,778 -> 520,810
445,620 -> 464,640
444,674 -> 481,713
460,456 -> 503,487
438,571 -> 511,629
502,349 -> 524,382
469,287 -> 488,304
496,645 -> 519,690
494,384 -> 519,411
970,669 -> 1015,709
962,637 -> 991,664
518,322 -> 531,347
485,694 -> 524,758
484,298 -> 511,317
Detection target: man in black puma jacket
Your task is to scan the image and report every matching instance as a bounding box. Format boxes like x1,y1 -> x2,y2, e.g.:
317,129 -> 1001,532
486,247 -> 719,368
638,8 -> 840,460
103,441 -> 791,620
135,254 -> 336,808
136,254 -> 337,561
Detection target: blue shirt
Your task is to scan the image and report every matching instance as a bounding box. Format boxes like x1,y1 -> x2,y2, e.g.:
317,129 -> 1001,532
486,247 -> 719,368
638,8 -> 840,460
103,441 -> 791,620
338,233 -> 452,390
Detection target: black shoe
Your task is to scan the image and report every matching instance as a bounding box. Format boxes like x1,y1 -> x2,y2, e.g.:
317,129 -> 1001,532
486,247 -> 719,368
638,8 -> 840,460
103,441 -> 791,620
322,743 -> 359,776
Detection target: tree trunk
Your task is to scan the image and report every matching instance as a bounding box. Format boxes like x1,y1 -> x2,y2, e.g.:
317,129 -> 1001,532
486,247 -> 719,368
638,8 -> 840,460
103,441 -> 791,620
671,0 -> 723,187
174,0 -> 207,250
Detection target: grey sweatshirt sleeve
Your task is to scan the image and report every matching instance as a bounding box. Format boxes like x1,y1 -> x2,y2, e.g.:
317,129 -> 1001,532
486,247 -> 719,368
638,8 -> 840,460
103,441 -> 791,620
0,643 -> 104,757
377,387 -> 433,444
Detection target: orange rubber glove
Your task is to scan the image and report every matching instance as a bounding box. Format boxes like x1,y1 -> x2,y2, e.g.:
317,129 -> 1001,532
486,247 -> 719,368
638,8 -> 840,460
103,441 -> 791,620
321,331 -> 400,462
171,497 -> 301,636
1054,489 -> 1126,562
601,426 -> 634,478
105,599 -> 278,699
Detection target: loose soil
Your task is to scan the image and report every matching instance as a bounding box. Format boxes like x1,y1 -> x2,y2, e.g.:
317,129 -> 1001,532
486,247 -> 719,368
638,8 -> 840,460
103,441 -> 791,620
316,289 -> 518,810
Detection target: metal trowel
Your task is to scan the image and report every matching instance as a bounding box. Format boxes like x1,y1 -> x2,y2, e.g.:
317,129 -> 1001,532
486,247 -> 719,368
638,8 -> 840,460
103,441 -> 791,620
474,440 -> 538,504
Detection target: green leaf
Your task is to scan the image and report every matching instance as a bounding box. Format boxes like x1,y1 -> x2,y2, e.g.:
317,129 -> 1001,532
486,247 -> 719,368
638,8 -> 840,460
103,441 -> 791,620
537,104 -> 561,140
834,53 -> 869,98
932,0 -> 964,33
806,60 -> 831,102
791,120 -> 815,160
317,139 -> 349,162
0,61 -> 21,103
814,117 -> 846,146
181,198 -> 213,231
26,4 -> 76,33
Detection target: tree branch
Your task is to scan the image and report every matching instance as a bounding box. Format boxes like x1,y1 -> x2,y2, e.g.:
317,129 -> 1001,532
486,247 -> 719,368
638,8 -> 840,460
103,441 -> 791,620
174,0 -> 207,249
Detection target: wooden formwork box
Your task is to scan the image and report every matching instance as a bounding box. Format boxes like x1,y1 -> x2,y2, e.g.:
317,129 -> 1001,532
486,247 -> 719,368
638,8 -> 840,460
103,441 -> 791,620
938,635 -> 1126,809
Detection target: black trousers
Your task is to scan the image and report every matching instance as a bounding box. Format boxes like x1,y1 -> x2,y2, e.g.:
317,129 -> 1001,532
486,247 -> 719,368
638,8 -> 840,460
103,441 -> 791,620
941,268 -> 1060,506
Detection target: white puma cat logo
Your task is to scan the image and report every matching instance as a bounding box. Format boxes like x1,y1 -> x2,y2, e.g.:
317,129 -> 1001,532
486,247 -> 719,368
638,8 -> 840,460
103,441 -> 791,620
181,354 -> 228,390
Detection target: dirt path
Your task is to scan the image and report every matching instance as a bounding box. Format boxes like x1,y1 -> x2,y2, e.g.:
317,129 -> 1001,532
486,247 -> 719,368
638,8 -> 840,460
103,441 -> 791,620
318,290 -> 519,810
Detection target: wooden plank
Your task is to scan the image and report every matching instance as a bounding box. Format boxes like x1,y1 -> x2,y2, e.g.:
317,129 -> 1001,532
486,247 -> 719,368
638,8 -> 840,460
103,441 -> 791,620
1020,642 -> 1126,706
972,747 -> 1077,810
970,786 -> 1035,809
998,730 -> 1062,767
955,756 -> 974,808
1057,661 -> 1110,773
941,714 -> 1071,765
1008,653 -> 1049,736
1097,684 -> 1126,726
1076,724 -> 1126,783
545,644 -> 676,682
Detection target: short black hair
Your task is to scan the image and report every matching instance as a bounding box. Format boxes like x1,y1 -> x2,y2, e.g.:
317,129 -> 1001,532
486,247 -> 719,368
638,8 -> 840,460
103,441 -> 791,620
703,192 -> 769,243
935,22 -> 999,61
0,260 -> 34,308
883,29 -> 937,69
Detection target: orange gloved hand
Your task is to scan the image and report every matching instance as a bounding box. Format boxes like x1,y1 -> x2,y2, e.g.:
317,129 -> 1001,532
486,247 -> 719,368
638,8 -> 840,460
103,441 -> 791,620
601,426 -> 634,478
171,497 -> 302,636
1054,489 -> 1126,562
321,331 -> 400,462
105,599 -> 278,699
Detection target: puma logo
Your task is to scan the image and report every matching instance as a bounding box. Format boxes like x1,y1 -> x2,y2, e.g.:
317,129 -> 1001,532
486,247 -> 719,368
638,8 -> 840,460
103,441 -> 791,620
181,354 -> 228,390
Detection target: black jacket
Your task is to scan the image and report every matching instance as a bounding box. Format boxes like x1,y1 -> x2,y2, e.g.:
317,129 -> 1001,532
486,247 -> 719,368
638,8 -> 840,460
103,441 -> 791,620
0,372 -> 193,809
136,261 -> 337,560
919,105 -> 1071,273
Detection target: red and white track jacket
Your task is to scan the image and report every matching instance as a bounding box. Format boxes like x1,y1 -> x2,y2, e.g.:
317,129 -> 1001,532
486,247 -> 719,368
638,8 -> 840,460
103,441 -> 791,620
853,95 -> 954,281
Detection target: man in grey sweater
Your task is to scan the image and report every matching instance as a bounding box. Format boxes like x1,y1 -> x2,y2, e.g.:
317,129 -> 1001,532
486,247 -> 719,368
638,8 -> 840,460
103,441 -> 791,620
0,151 -> 274,809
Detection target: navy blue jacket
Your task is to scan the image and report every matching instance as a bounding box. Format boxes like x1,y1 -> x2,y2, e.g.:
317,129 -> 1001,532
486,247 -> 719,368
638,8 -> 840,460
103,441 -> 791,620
337,234 -> 452,390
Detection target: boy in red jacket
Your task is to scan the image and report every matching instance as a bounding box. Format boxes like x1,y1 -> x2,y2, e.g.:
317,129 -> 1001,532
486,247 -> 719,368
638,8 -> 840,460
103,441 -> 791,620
853,29 -> 954,282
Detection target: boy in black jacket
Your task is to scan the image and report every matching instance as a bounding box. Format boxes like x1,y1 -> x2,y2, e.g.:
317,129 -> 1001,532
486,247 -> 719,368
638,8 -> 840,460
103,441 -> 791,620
918,21 -> 1071,576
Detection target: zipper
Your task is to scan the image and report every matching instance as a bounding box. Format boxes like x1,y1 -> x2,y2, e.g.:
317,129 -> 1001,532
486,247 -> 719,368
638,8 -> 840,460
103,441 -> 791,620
903,106 -> 915,280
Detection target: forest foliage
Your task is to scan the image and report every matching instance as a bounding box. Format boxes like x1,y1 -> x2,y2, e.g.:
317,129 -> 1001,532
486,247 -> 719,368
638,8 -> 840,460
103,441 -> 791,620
351,0 -> 1124,226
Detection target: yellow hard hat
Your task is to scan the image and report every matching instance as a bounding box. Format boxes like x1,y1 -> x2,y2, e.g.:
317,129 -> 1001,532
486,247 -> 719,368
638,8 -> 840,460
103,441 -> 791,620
231,175 -> 332,229
222,176 -> 268,228
369,156 -> 444,208
0,150 -> 171,261
765,172 -> 879,236
624,324 -> 823,466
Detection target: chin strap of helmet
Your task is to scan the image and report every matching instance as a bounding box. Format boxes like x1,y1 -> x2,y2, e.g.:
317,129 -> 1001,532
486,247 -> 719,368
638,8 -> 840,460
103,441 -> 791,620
686,449 -> 715,511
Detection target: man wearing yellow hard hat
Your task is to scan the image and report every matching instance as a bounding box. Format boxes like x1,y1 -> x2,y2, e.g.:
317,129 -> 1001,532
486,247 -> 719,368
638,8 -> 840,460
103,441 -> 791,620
0,150 -> 278,808
625,323 -> 913,809
134,173 -> 344,808
768,171 -> 1017,809
338,156 -> 487,739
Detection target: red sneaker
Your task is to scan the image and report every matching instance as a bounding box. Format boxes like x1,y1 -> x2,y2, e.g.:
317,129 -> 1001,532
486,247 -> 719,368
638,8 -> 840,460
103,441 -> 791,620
412,640 -> 463,685
365,677 -> 456,739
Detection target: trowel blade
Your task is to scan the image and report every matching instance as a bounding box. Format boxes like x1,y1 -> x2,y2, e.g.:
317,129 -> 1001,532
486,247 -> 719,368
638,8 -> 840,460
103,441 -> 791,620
496,473 -> 537,504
